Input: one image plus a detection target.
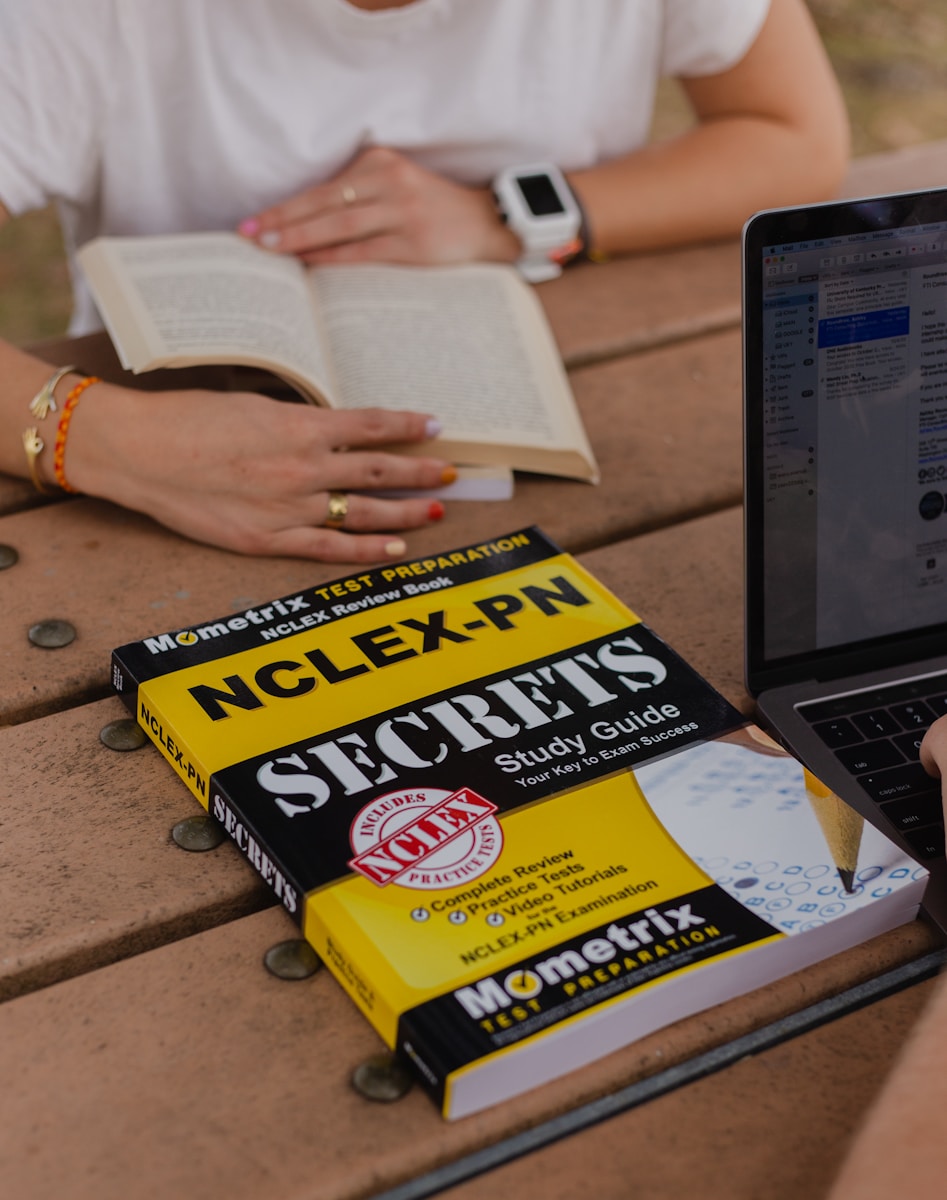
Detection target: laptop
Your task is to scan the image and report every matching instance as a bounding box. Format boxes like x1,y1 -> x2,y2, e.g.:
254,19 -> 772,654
743,186 -> 947,929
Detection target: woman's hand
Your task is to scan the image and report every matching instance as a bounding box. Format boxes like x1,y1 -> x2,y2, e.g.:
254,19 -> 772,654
238,146 -> 520,267
64,381 -> 454,561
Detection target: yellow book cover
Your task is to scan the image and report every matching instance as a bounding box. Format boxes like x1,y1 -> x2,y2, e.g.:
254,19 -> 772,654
110,527 -> 927,1118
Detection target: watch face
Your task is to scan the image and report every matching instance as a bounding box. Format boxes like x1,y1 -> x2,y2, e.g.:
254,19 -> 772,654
517,172 -> 566,217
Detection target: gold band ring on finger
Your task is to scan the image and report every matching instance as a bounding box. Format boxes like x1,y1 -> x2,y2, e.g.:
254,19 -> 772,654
340,184 -> 358,206
324,491 -> 349,529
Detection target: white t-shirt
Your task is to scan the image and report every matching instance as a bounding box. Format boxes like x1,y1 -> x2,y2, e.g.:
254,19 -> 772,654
0,0 -> 769,332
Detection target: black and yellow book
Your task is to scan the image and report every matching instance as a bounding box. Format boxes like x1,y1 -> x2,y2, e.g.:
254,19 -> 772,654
111,528 -> 926,1119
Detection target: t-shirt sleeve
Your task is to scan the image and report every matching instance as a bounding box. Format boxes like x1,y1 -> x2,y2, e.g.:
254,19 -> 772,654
661,0 -> 771,78
0,1 -> 117,215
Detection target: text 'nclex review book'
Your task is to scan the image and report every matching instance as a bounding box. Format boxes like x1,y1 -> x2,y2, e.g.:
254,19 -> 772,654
110,528 -> 926,1119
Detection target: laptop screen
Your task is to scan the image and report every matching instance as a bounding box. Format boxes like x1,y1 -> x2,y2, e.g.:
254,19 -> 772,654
743,188 -> 947,692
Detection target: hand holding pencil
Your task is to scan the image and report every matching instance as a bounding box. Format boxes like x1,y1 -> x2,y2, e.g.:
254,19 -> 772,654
720,723 -> 864,892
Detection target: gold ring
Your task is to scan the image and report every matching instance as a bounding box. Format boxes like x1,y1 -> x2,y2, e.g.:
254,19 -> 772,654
324,491 -> 349,529
340,184 -> 358,206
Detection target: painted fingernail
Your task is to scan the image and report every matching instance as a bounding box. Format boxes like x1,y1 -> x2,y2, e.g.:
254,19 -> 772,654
440,466 -> 458,486
260,230 -> 281,249
424,418 -> 443,439
428,501 -> 446,522
238,218 -> 261,236
385,539 -> 407,558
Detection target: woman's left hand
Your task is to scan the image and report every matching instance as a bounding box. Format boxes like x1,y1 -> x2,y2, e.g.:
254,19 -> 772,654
238,145 -> 520,267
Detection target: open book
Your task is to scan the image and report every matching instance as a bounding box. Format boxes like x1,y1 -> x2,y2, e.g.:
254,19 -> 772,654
77,233 -> 598,484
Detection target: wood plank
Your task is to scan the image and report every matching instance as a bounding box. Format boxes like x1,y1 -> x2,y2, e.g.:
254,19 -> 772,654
582,511 -> 749,713
0,692 -> 270,1001
1,244 -> 742,518
0,510 -> 749,1001
546,139 -> 947,369
0,330 -> 744,725
2,139 -> 945,1200
1,515 -> 941,1199
441,978 -> 939,1200
3,140 -> 944,517
3,510 -> 941,1016
0,905 -> 938,1200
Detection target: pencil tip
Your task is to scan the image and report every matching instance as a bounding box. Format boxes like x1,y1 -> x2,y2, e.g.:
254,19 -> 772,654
837,867 -> 857,894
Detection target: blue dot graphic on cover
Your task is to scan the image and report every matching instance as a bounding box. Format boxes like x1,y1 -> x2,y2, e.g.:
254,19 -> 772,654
631,733 -> 924,933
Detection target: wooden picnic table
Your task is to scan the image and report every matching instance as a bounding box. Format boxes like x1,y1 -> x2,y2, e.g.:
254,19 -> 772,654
1,142 -> 946,1200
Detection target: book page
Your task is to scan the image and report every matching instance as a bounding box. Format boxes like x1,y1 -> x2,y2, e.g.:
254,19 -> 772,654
634,738 -> 923,929
312,264 -> 584,449
79,234 -> 334,402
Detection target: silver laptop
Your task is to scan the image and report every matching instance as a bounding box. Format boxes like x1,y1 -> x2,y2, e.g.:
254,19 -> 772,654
743,187 -> 947,929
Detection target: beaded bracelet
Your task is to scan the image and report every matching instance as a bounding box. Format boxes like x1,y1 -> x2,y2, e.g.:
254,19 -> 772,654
53,375 -> 101,493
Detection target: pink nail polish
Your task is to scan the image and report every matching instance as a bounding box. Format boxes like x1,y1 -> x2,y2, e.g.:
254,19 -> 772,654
238,218 -> 260,236
424,417 -> 443,439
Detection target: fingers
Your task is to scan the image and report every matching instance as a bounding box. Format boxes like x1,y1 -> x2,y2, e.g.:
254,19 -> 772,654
920,715 -> 947,780
247,177 -> 365,232
101,387 -> 455,562
317,491 -> 445,532
253,198 -> 399,259
238,145 -> 518,267
330,454 -> 455,496
239,148 -> 397,256
307,409 -> 455,493
319,407 -> 443,451
153,488 -> 444,561
265,527 -> 413,565
284,487 -> 444,534
236,491 -> 446,562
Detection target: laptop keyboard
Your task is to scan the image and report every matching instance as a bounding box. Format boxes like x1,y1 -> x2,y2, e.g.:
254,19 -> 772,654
798,674 -> 947,860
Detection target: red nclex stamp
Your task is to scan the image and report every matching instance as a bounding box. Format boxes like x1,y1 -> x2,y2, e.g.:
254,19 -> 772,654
349,788 -> 500,887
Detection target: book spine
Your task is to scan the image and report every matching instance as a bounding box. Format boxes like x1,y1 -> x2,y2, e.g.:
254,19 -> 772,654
128,692 -> 210,810
116,646 -> 418,1023
208,785 -> 307,920
111,645 -> 307,917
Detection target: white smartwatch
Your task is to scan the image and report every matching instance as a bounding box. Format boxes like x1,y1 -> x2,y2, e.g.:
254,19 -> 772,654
492,163 -> 583,283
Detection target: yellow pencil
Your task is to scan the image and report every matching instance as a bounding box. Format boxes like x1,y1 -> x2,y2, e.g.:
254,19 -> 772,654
804,767 -> 864,893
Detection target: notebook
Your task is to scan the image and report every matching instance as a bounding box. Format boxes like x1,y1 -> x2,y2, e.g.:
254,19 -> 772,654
743,186 -> 947,929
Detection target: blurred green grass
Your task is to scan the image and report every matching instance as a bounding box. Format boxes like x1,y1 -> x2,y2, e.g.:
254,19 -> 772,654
1,0 -> 945,346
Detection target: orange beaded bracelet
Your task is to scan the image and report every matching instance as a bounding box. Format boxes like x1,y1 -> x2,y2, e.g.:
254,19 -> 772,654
53,375 -> 100,493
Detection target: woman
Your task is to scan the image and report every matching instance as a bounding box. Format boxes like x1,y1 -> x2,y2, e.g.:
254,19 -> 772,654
0,0 -> 849,560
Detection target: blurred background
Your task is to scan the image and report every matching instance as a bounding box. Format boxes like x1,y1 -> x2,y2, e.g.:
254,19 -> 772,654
0,0 -> 945,347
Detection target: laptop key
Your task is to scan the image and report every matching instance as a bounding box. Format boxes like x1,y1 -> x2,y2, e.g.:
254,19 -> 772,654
894,731 -> 926,761
890,700 -> 934,730
879,792 -> 943,833
859,761 -> 940,803
902,825 -> 946,860
836,740 -> 904,774
812,717 -> 863,748
928,693 -> 947,720
852,709 -> 902,739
